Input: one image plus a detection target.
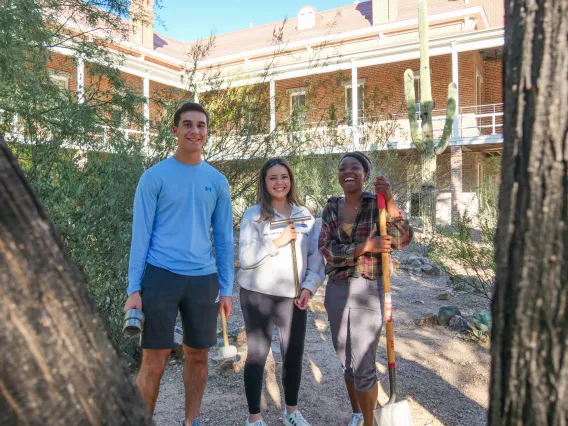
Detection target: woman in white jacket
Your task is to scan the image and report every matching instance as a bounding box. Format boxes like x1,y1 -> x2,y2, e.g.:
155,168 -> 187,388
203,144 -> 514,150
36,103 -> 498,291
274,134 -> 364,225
237,158 -> 325,426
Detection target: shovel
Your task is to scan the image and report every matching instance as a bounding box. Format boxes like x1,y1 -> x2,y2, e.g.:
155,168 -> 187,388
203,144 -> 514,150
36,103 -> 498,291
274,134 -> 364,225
374,192 -> 414,426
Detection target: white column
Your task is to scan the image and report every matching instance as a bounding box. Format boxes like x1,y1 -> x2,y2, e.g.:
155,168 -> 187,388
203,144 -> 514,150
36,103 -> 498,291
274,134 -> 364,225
143,73 -> 150,149
77,56 -> 85,104
451,41 -> 460,138
270,79 -> 276,132
450,146 -> 463,226
194,90 -> 199,103
351,60 -> 359,149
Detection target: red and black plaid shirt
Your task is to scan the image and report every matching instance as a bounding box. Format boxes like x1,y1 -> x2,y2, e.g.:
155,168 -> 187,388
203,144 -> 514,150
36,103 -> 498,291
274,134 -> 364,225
318,192 -> 412,281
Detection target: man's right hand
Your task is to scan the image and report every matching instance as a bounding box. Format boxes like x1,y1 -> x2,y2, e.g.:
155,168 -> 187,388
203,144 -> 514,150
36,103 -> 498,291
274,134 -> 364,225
124,291 -> 142,312
365,235 -> 392,253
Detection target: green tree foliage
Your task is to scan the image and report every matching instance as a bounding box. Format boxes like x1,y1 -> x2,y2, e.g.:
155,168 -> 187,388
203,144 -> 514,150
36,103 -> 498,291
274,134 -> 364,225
1,0 -> 152,356
1,1 -> 413,357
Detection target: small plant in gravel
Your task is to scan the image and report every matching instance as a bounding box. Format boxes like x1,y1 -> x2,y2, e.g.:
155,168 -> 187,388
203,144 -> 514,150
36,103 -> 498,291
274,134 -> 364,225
429,212 -> 495,299
429,162 -> 500,299
465,323 -> 491,345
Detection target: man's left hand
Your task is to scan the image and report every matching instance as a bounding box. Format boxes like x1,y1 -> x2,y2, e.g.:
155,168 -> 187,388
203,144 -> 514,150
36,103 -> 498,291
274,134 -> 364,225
219,296 -> 233,318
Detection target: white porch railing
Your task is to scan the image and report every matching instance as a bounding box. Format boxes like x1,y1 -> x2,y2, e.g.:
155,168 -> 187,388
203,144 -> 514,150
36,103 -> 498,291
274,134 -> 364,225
2,103 -> 504,153
457,103 -> 503,137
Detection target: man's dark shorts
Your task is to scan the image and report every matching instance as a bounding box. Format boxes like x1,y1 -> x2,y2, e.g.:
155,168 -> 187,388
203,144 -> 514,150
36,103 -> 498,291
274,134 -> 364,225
140,263 -> 220,350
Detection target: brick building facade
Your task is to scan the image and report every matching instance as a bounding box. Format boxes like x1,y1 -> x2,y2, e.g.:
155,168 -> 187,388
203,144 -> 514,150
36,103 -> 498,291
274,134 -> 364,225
44,0 -> 505,225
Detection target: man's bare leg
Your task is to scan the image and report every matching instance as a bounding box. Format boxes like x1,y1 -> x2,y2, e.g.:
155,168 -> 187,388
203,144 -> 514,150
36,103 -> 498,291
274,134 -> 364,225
183,345 -> 209,424
136,349 -> 171,414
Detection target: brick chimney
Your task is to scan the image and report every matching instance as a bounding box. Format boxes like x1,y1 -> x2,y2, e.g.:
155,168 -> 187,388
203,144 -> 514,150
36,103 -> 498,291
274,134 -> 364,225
130,0 -> 154,49
372,0 -> 398,25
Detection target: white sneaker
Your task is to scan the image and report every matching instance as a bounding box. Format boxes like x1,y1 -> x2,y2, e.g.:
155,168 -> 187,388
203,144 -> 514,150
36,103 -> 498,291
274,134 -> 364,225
245,418 -> 268,426
348,413 -> 364,426
283,410 -> 311,426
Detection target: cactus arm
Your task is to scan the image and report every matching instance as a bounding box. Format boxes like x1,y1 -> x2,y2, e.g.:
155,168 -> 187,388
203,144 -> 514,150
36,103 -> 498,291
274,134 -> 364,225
435,82 -> 457,155
418,0 -> 434,145
404,68 -> 420,146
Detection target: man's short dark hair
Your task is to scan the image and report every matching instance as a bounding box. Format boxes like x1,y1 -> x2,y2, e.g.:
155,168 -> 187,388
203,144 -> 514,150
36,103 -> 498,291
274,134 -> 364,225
173,102 -> 209,127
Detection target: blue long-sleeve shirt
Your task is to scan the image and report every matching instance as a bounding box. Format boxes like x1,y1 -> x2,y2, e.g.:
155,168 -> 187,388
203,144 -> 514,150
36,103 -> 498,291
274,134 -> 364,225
127,157 -> 234,296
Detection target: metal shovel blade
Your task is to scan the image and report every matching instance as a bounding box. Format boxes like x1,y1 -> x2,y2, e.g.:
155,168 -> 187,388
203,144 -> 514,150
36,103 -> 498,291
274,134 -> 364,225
374,399 -> 414,426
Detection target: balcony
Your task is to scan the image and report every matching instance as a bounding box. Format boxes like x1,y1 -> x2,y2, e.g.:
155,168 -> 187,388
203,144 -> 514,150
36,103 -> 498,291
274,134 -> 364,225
2,103 -> 504,156
274,103 -> 504,152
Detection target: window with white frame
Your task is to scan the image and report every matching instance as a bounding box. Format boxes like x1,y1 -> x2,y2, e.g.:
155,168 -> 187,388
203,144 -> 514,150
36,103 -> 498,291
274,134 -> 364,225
49,70 -> 70,90
475,69 -> 484,106
344,80 -> 365,125
289,88 -> 307,121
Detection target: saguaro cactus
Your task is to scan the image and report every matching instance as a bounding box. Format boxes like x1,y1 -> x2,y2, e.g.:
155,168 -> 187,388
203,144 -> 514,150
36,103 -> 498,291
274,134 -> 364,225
404,0 -> 457,230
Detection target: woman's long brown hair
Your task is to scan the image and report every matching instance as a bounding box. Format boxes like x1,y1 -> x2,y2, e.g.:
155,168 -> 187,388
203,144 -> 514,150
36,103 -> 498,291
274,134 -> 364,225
256,158 -> 303,223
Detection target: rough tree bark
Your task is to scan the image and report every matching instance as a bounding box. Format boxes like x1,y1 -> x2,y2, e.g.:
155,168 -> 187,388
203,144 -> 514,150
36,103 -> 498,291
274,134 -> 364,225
0,135 -> 153,425
489,0 -> 568,425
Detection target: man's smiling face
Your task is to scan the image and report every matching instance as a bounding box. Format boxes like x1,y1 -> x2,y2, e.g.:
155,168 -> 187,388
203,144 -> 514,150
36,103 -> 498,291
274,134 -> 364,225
173,110 -> 208,154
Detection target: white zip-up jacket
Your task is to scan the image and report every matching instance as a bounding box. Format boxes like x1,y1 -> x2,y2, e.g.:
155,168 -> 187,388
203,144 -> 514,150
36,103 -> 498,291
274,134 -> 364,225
237,204 -> 325,298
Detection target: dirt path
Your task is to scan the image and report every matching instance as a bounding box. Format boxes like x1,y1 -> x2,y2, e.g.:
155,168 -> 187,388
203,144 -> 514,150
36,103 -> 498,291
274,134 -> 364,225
150,260 -> 490,426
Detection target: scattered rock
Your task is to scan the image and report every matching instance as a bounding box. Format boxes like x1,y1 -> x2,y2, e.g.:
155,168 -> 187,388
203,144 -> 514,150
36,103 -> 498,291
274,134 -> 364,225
411,267 -> 423,277
447,274 -> 482,290
473,310 -> 492,329
462,315 -> 475,326
400,256 -> 441,277
392,257 -> 401,269
448,315 -> 469,332
423,263 -> 441,277
437,293 -> 451,301
411,300 -> 425,305
415,313 -> 438,327
438,306 -> 462,326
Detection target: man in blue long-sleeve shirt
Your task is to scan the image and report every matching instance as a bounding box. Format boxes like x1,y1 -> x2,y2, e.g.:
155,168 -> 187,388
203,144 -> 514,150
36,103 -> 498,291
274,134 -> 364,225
124,102 -> 234,426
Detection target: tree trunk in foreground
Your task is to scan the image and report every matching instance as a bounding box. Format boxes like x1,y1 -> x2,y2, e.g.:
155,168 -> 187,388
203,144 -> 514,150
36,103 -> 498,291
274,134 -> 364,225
489,0 -> 568,425
0,135 -> 153,425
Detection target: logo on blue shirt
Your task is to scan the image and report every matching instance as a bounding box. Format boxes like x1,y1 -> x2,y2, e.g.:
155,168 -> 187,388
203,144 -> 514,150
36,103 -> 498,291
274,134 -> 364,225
205,186 -> 212,192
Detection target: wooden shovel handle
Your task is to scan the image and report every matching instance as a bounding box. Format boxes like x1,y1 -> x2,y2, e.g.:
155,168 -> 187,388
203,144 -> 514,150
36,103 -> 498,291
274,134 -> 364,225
378,193 -> 396,370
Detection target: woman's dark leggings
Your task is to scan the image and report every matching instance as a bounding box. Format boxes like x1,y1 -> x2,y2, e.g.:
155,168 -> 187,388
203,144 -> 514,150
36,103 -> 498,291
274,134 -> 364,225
240,287 -> 307,415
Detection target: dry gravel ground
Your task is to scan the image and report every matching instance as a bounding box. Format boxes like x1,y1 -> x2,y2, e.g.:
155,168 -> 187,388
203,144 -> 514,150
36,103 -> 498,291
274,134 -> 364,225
146,252 -> 490,426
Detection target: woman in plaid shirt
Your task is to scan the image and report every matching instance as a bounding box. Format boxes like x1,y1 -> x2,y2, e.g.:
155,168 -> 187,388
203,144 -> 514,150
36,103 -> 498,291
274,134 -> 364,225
318,151 -> 411,426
